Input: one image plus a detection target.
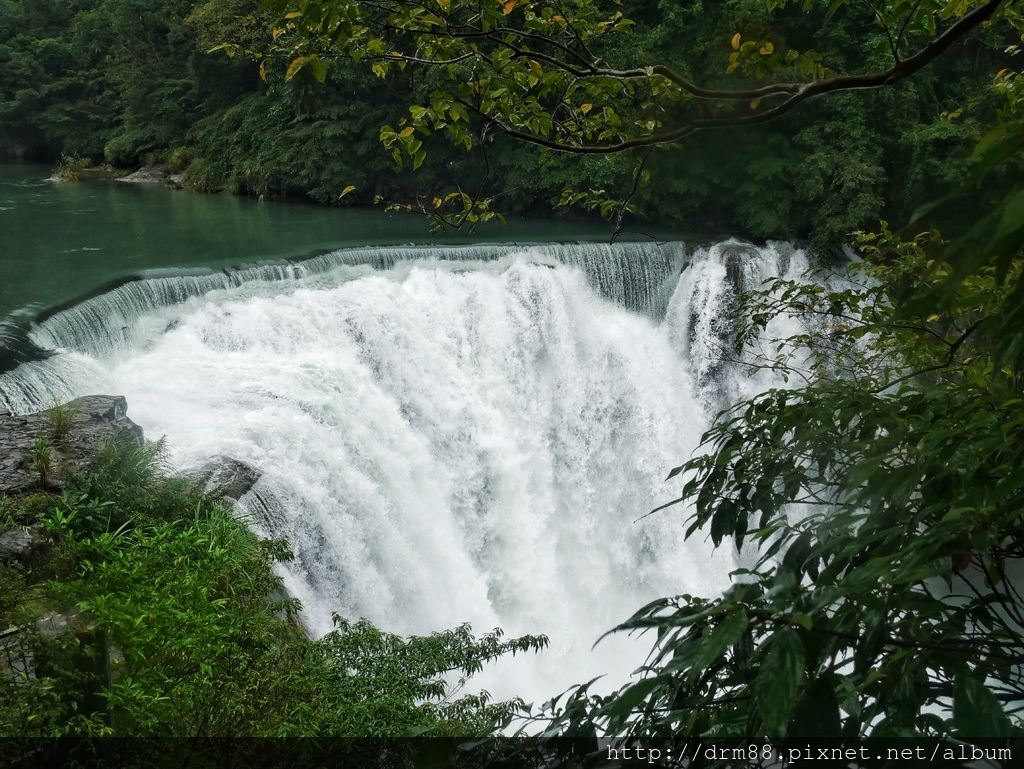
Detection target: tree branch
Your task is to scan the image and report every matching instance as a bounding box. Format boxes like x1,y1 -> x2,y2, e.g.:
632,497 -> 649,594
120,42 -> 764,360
464,0 -> 1005,154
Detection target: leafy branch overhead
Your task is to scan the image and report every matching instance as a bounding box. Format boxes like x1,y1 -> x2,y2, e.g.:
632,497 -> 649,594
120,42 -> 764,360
260,0 -> 1017,162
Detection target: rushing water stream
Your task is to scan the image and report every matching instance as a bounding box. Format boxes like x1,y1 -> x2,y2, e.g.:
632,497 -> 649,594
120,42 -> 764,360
0,166 -> 811,705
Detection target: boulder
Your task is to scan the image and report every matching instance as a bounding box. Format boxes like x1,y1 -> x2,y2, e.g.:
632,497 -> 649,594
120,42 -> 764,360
721,243 -> 757,294
0,395 -> 144,496
0,528 -> 32,557
185,455 -> 263,509
115,164 -> 166,184
208,457 -> 262,503
0,524 -> 53,568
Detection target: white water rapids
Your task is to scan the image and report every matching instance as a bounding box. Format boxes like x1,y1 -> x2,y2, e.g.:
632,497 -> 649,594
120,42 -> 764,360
0,239 -> 810,705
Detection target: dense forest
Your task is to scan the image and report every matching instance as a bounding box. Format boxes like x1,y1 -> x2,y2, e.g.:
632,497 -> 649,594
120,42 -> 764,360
0,0 -> 1014,249
3,0 -> 1024,764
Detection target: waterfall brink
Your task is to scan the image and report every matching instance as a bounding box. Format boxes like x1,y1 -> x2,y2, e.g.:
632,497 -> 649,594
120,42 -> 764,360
0,239 -> 810,703
18,241 -> 686,364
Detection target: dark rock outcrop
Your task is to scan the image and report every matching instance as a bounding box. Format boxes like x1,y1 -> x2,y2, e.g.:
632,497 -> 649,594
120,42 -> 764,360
0,523 -> 54,568
115,164 -> 166,184
213,459 -> 261,504
722,243 -> 756,294
186,457 -> 286,529
114,164 -> 189,190
0,323 -> 54,376
0,395 -> 144,495
189,456 -> 263,508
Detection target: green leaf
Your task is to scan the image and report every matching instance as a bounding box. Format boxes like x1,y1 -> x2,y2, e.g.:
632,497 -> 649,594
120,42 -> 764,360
789,675 -> 841,738
953,674 -> 1009,738
755,627 -> 805,737
601,676 -> 663,725
689,608 -> 748,676
309,56 -> 327,82
995,186 -> 1024,242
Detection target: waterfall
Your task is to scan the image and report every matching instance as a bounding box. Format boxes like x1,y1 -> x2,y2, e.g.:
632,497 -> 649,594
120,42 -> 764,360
19,241 -> 686,364
0,238 -> 811,704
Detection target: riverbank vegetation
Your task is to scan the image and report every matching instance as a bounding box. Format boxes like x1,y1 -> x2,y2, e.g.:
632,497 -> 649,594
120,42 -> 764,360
0,0 -> 1016,249
0,438 -> 546,746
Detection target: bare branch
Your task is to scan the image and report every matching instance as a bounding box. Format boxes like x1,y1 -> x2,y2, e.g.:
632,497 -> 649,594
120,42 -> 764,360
866,315 -> 988,394
610,148 -> 652,244
860,0 -> 901,61
896,0 -> 928,58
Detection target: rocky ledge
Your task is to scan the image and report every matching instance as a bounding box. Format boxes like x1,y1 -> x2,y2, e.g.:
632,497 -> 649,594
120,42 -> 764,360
115,164 -> 187,188
0,395 -> 145,495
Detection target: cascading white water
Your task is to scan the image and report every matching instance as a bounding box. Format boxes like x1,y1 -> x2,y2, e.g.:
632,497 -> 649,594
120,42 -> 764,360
0,239 -> 811,705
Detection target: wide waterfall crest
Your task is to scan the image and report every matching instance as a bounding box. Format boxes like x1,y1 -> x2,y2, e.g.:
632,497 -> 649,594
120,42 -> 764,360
0,238 -> 806,703
24,241 -> 686,361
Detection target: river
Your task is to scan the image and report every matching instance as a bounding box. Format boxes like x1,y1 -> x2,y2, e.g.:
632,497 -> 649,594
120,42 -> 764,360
0,164 -> 626,323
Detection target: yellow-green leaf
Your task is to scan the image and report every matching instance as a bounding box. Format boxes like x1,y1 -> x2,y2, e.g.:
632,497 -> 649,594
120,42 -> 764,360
285,56 -> 307,81
309,57 -> 327,82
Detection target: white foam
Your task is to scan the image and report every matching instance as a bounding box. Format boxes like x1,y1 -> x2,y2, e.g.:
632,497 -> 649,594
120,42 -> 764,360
0,239 -> 808,704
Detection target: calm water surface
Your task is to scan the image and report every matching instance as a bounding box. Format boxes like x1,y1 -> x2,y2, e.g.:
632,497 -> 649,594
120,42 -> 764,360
0,164 -> 634,322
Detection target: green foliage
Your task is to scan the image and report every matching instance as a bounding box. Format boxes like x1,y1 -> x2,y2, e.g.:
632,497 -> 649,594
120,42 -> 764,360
921,64 -> 1024,366
790,96 -> 887,252
504,221 -> 1023,755
28,436 -> 55,490
52,153 -> 87,182
0,437 -> 546,739
44,398 -> 79,441
1,0 -> 1018,246
260,0 -> 1018,244
312,617 -> 546,736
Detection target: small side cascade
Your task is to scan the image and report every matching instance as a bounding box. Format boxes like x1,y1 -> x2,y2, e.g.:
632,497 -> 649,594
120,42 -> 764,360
665,240 -> 811,409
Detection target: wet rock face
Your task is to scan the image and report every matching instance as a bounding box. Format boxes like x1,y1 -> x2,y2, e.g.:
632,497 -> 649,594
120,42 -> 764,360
0,395 -> 145,496
115,164 -> 166,184
206,457 -> 262,504
0,524 -> 54,569
186,456 -> 263,508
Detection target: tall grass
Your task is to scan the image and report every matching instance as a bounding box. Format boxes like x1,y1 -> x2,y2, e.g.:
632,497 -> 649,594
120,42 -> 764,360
44,399 -> 79,442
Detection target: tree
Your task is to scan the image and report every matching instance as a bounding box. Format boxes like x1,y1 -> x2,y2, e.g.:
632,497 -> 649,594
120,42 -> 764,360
258,0 -> 1024,757
493,226 -> 1023,762
260,0 -> 1022,232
